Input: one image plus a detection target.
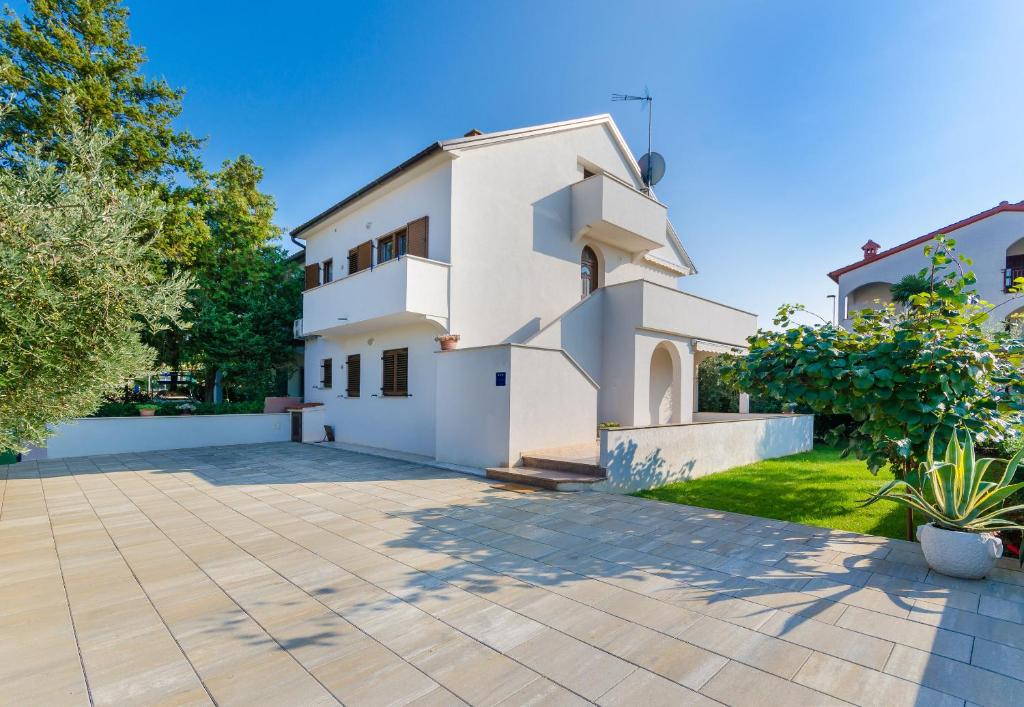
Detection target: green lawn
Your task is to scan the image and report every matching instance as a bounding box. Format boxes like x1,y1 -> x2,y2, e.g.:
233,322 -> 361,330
636,446 -> 912,539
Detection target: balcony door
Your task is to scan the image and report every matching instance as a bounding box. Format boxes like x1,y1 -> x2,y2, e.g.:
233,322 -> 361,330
581,246 -> 598,299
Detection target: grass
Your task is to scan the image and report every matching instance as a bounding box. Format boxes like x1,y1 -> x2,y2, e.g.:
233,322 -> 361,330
635,445 -> 913,539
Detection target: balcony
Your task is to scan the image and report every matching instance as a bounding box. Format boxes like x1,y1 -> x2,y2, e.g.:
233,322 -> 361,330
1004,267 -> 1024,293
302,255 -> 450,337
572,173 -> 668,255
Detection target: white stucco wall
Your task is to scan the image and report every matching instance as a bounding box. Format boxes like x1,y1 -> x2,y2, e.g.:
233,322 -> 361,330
304,321 -> 440,457
836,210 -> 1024,327
447,122 -> 687,347
300,155 -> 453,274
434,344 -> 597,468
596,414 -> 814,493
31,414 -> 291,460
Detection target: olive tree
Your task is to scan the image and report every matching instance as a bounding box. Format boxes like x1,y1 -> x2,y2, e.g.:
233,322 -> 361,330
727,237 -> 1024,537
0,123 -> 189,451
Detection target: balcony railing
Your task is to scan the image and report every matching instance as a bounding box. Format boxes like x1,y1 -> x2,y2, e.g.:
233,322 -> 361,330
1004,267 -> 1024,293
301,255 -> 450,337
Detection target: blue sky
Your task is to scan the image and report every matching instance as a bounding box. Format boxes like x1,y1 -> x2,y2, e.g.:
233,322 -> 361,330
45,1 -> 1024,322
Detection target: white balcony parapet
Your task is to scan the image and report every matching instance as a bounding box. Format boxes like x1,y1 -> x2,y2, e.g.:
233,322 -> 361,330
572,173 -> 668,255
301,255 -> 450,337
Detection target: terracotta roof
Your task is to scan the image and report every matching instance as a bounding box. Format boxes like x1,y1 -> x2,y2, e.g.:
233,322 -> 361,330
827,201 -> 1024,282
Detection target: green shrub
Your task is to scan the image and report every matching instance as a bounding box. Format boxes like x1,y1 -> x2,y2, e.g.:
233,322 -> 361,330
91,401 -> 140,417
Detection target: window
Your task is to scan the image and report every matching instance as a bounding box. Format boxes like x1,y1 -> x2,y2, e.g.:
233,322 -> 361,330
381,348 -> 408,396
321,259 -> 333,283
320,358 -> 332,389
581,246 -> 598,299
377,228 -> 407,264
346,354 -> 360,397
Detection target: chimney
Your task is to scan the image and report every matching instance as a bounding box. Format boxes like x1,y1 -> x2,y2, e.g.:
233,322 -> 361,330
861,239 -> 881,260
463,129 -> 482,137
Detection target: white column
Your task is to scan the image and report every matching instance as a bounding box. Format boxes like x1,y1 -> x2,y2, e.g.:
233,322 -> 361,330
738,392 -> 750,414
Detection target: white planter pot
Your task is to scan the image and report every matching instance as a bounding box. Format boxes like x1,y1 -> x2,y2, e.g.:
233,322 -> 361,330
917,523 -> 1002,579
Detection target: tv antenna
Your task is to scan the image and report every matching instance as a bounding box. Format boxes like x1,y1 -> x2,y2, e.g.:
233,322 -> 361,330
611,88 -> 664,189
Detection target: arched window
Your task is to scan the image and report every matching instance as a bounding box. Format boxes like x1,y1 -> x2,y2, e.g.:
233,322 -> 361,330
581,246 -> 599,299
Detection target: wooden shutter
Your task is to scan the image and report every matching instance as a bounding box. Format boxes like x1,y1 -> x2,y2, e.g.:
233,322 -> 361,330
346,354 -> 360,397
304,263 -> 320,290
407,216 -> 428,258
321,358 -> 332,389
381,348 -> 408,396
357,240 -> 372,271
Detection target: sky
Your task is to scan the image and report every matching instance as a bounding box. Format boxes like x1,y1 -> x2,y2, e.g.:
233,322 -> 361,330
33,0 -> 1024,324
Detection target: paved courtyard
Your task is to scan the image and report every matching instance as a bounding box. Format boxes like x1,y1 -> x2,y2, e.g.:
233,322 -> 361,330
3,443 -> 1024,706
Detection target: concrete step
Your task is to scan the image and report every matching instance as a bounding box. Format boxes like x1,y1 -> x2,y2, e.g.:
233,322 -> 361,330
520,454 -> 605,478
485,466 -> 605,491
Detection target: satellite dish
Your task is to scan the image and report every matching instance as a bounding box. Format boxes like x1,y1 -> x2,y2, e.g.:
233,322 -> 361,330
638,151 -> 666,187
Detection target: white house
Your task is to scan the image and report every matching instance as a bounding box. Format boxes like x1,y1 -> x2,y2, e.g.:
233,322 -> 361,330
292,115 -> 812,488
829,201 -> 1024,328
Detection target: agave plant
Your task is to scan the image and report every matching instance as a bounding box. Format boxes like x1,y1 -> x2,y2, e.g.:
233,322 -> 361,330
865,428 -> 1024,533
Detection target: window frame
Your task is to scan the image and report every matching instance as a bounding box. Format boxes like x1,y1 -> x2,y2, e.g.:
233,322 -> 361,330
321,258 -> 333,283
381,348 -> 409,397
377,227 -> 408,265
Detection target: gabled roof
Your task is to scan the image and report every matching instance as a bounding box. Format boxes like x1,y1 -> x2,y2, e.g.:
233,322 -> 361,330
289,114 -> 696,274
827,201 -> 1024,283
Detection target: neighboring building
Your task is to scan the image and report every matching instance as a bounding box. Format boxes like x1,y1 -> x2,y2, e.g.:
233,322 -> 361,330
829,201 -> 1024,329
291,115 -> 766,470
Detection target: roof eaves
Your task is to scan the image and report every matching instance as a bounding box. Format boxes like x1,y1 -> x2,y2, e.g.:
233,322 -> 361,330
826,202 -> 1024,283
290,142 -> 444,238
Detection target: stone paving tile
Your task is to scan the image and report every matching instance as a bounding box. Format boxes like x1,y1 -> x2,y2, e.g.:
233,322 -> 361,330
794,651 -> 964,707
8,443 -> 1024,706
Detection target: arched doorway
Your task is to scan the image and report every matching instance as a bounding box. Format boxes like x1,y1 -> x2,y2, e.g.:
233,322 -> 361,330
581,246 -> 599,299
649,343 -> 679,424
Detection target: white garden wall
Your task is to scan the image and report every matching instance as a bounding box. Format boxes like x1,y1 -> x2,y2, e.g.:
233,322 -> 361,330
29,414 -> 291,460
596,413 -> 813,493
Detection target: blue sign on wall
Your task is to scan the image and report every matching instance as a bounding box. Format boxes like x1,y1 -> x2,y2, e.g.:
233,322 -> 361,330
495,372 -> 506,386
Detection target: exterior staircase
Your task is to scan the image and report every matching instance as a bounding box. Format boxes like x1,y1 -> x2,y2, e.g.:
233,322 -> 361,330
486,444 -> 606,491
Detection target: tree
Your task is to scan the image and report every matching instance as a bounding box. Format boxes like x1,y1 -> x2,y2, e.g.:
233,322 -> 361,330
727,237 -> 1024,537
0,0 -> 210,264
0,123 -> 189,451
890,273 -> 931,305
182,156 -> 302,401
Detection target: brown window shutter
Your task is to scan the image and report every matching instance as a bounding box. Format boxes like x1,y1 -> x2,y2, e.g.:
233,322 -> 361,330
321,358 -> 332,389
347,248 -> 358,275
381,348 -> 408,396
407,216 -> 428,258
346,354 -> 360,397
357,240 -> 372,271
304,263 -> 320,290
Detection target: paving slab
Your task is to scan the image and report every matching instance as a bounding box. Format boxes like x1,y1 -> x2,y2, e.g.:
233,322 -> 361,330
6,442 -> 1024,706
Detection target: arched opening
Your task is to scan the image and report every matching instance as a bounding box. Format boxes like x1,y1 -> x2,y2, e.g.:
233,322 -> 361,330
1004,237 -> 1024,292
649,342 -> 680,425
581,245 -> 599,299
844,281 -> 894,319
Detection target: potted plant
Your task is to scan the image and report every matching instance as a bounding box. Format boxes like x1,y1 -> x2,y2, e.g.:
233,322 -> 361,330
865,428 -> 1024,578
136,403 -> 159,417
435,334 -> 460,351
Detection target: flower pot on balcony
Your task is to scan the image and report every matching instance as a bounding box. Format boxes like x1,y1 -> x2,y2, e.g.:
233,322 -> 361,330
917,523 -> 1002,579
436,334 -> 460,351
